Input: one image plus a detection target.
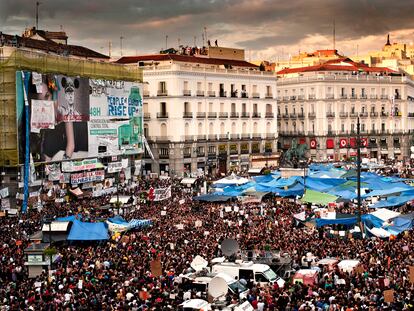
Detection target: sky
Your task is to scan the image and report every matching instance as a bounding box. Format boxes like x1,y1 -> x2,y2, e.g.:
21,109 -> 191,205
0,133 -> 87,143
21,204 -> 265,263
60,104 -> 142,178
1,0 -> 414,61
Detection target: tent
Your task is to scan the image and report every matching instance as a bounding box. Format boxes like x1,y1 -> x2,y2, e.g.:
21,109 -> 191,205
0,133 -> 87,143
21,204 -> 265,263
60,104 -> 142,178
371,195 -> 414,209
107,216 -> 152,232
181,177 -> 197,185
370,208 -> 400,222
213,174 -> 249,187
67,220 -> 109,241
384,212 -> 414,235
193,194 -> 234,202
301,189 -> 338,206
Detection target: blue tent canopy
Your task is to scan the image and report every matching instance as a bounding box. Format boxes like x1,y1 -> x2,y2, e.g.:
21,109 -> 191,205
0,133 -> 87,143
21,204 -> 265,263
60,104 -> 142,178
314,214 -> 383,228
259,176 -> 301,188
67,220 -> 109,241
371,195 -> 414,208
56,215 -> 82,222
193,194 -> 233,202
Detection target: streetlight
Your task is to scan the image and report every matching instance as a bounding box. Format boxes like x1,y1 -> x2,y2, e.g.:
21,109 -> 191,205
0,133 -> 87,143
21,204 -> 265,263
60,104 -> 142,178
356,117 -> 363,237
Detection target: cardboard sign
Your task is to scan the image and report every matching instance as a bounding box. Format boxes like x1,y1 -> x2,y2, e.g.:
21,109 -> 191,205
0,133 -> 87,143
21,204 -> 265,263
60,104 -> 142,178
409,266 -> 414,284
383,289 -> 394,303
150,259 -> 162,277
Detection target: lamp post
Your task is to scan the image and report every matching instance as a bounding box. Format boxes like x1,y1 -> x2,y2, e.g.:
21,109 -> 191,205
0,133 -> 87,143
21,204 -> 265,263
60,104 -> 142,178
356,117 -> 363,236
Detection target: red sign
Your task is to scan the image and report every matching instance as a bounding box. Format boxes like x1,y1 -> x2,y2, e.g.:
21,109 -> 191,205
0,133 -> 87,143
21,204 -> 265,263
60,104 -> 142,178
339,138 -> 348,148
310,139 -> 317,149
299,138 -> 306,145
350,138 -> 356,148
148,187 -> 155,201
326,139 -> 334,149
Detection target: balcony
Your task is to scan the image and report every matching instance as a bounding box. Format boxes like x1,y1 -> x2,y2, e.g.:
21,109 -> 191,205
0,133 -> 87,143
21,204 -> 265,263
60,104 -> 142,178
197,151 -> 205,157
282,96 -> 289,101
298,95 -> 305,100
350,95 -> 357,99
196,90 -> 205,96
308,94 -> 316,100
308,112 -> 316,119
208,112 -> 217,118
370,112 -> 378,117
157,90 -> 168,96
370,95 -> 377,99
230,91 -> 238,98
360,94 -> 368,99
183,90 -> 191,96
219,90 -> 227,97
265,93 -> 273,99
241,92 -> 248,98
197,135 -> 207,141
240,112 -> 250,118
265,113 -> 274,118
282,114 -> 289,119
144,113 -> 151,120
290,113 -> 297,119
252,113 -> 261,118
339,112 -> 348,118
143,90 -> 150,97
265,133 -> 275,139
298,113 -> 305,119
219,112 -> 228,118
197,112 -> 206,118
218,134 -> 228,140
340,95 -> 347,99
252,133 -> 262,139
183,152 -> 192,158
230,134 -> 239,140
157,136 -> 171,142
208,91 -> 216,97
241,133 -> 250,140
380,95 -> 388,100
360,112 -> 368,118
380,112 -> 389,117
252,92 -> 260,98
326,112 -> 335,118
208,134 -> 218,140
408,112 -> 414,118
183,112 -> 193,118
394,95 -> 401,100
159,153 -> 170,159
290,96 -> 296,101
230,112 -> 239,118
326,94 -> 334,99
183,135 -> 194,142
157,112 -> 168,119
349,112 -> 358,118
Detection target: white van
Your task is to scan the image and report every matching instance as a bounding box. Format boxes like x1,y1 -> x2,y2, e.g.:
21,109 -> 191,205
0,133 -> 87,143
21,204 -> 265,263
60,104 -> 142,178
211,261 -> 285,287
180,272 -> 248,296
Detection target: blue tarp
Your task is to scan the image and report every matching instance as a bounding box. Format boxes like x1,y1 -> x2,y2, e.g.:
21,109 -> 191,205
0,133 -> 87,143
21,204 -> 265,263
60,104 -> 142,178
56,215 -> 82,222
371,195 -> 414,208
107,216 -> 152,230
315,214 -> 384,228
193,194 -> 233,202
386,213 -> 414,235
261,182 -> 305,197
67,220 -> 109,241
362,186 -> 413,198
304,177 -> 345,192
259,176 -> 301,188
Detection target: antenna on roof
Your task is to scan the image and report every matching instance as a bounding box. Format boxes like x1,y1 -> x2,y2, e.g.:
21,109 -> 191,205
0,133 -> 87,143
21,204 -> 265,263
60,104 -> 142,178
333,19 -> 336,51
35,1 -> 41,29
120,36 -> 124,56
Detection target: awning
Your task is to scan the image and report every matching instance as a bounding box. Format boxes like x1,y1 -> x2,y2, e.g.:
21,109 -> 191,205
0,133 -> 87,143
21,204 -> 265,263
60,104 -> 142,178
248,168 -> 263,174
181,177 -> 197,185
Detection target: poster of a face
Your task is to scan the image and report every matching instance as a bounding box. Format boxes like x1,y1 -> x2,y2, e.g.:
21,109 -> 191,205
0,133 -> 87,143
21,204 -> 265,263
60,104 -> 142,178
56,76 -> 90,123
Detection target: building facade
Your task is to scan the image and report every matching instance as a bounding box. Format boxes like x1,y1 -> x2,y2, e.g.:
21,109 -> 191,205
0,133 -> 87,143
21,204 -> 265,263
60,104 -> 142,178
117,49 -> 278,176
277,58 -> 414,161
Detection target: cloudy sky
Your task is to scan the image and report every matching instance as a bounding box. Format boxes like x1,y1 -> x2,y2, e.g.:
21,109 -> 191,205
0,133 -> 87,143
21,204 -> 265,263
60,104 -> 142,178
1,0 -> 414,61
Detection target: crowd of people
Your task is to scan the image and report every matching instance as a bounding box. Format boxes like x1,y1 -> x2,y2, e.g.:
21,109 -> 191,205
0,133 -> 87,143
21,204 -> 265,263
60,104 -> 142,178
0,172 -> 413,310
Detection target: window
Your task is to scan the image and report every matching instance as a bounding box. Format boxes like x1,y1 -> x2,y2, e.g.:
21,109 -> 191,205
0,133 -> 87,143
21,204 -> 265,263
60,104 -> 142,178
372,123 -> 375,131
351,88 -> 355,96
311,104 -> 314,113
266,104 -> 272,114
183,81 -> 189,90
143,102 -> 148,113
341,87 -> 345,96
255,273 -> 268,283
197,82 -> 202,91
381,123 -> 386,131
361,106 -> 366,113
371,106 -> 375,113
361,123 -> 365,132
208,145 -> 216,155
220,102 -> 224,112
266,85 -> 272,95
253,103 -> 258,114
232,122 -> 236,134
361,88 -> 365,96
239,269 -> 254,280
160,102 -> 166,114
144,124 -> 149,137
285,106 -> 288,114
220,122 -> 225,134
159,81 -> 167,93
208,82 -> 213,91
231,103 -> 236,113
184,123 -> 189,136
351,123 -> 355,132
253,122 -> 258,133
252,85 -> 258,93
341,124 -> 345,132
351,106 -> 355,113
293,106 -> 296,114
209,122 -> 214,134
184,102 -> 190,114
242,122 -> 247,133
198,122 -> 203,134
160,123 -> 167,136
198,102 -> 203,112
209,102 -> 213,112
328,123 -> 332,133
312,123 -> 315,133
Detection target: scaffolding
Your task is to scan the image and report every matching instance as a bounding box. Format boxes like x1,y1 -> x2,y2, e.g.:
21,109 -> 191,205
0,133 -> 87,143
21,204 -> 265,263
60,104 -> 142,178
0,47 -> 143,168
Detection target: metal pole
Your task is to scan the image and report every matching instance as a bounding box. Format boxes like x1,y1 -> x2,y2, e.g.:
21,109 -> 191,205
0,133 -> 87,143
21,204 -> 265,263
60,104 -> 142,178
356,117 -> 362,235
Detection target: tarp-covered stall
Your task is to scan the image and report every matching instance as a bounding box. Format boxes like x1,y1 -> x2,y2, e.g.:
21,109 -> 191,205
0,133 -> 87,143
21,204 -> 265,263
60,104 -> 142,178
67,220 -> 109,241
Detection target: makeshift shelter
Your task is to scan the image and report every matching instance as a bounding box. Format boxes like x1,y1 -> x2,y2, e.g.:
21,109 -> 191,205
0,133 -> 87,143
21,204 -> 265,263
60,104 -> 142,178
301,189 -> 338,206
370,208 -> 400,222
107,216 -> 152,233
67,220 -> 108,241
42,221 -> 71,242
213,174 -> 249,187
192,194 -> 234,202
371,195 -> 414,209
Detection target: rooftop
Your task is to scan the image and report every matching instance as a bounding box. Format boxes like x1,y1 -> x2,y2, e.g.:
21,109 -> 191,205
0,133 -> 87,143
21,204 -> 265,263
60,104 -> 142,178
115,53 -> 258,68
0,31 -> 109,60
277,58 -> 397,75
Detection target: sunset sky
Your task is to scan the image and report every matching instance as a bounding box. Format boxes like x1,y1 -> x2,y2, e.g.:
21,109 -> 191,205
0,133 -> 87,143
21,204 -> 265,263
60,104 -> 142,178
1,0 -> 414,60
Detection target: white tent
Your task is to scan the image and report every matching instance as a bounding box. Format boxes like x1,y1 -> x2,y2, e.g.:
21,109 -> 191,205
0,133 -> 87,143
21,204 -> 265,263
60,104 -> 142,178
338,259 -> 360,273
181,178 -> 197,185
213,174 -> 249,186
370,208 -> 400,222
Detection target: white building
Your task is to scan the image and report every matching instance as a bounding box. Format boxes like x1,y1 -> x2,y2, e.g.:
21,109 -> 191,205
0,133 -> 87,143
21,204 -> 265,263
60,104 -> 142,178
117,47 -> 278,176
277,58 -> 414,161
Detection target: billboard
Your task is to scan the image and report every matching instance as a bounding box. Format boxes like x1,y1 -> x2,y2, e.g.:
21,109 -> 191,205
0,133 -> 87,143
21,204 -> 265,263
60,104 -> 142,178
16,72 -> 143,163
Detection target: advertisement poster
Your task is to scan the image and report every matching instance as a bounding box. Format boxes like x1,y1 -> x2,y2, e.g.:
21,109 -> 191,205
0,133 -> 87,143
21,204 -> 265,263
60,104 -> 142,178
16,73 -> 143,163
